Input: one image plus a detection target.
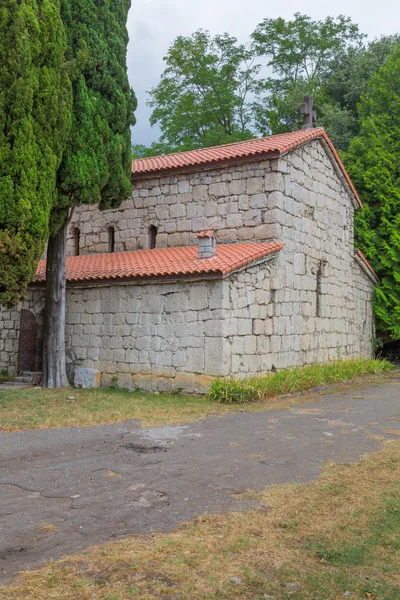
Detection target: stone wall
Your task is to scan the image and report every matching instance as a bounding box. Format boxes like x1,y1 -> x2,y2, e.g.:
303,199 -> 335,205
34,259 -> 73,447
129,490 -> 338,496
224,257 -> 375,376
66,158 -> 281,255
62,277 -> 232,393
249,139 -> 375,367
0,252 -> 374,391
66,139 -> 360,260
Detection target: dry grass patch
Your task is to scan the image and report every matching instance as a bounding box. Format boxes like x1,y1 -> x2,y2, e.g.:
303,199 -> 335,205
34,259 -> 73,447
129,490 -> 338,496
38,523 -> 59,533
2,441 -> 400,599
0,363 -> 394,433
0,387 -> 230,431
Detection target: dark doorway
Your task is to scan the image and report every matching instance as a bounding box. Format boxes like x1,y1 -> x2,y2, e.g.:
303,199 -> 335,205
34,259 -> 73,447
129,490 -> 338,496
17,310 -> 38,373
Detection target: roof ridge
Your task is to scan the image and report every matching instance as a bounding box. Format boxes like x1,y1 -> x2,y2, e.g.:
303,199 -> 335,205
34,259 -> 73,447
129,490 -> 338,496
131,127 -> 362,209
132,128 -> 326,166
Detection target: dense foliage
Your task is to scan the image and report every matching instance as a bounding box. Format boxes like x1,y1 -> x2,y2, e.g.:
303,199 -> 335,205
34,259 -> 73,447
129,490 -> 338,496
345,47 -> 400,338
139,30 -> 259,155
251,13 -> 364,138
52,0 -> 137,232
140,14 -> 398,156
320,34 -> 400,149
0,0 -> 71,307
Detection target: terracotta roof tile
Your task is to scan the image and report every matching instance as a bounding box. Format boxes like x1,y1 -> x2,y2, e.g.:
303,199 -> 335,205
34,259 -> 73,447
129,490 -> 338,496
355,249 -> 380,283
34,242 -> 284,284
197,230 -> 214,239
132,128 -> 361,208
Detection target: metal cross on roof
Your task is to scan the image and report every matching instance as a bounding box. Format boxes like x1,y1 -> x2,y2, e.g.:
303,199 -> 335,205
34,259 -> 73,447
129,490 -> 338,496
300,95 -> 316,130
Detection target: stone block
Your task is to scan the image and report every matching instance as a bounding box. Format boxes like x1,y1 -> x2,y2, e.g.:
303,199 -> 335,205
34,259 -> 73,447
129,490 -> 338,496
246,177 -> 263,194
117,373 -> 132,389
178,180 -> 190,194
209,281 -> 229,310
175,372 -> 195,393
253,224 -> 277,241
265,172 -> 284,192
293,253 -> 306,275
229,179 -> 246,195
192,185 -> 207,199
189,286 -> 208,310
165,292 -> 188,313
192,217 -> 208,231
226,213 -> 243,228
74,368 -> 101,389
265,190 -> 283,210
209,182 -> 229,197
141,294 -> 165,313
170,203 -> 186,218
204,337 -> 230,376
186,347 -> 205,373
250,193 -> 267,209
193,374 -> 215,395
237,319 -> 252,335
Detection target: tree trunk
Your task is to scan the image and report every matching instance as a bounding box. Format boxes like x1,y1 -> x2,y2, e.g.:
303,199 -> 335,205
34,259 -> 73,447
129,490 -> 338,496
42,219 -> 70,388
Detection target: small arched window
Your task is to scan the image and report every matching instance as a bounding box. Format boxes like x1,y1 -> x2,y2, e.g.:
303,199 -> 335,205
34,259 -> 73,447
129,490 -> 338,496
148,225 -> 157,250
108,226 -> 115,253
73,228 -> 80,256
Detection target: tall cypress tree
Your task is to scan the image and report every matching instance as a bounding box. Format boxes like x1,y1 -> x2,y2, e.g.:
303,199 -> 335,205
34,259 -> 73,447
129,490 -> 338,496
0,0 -> 72,307
345,46 -> 400,339
42,0 -> 137,387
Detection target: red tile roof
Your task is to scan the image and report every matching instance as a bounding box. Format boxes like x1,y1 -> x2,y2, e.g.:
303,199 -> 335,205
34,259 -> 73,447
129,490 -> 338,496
132,128 -> 361,208
355,249 -> 380,283
34,242 -> 284,284
197,230 -> 214,239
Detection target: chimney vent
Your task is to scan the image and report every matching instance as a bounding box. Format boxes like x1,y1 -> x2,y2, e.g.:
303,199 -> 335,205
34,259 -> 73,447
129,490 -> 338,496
197,230 -> 216,259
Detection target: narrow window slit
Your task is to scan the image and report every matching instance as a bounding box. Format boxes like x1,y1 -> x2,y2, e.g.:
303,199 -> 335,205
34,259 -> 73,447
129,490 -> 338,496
316,258 -> 327,317
73,228 -> 80,256
108,227 -> 115,253
148,225 -> 157,249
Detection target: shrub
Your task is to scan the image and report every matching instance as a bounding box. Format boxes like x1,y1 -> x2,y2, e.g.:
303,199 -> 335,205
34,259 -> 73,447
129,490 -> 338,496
209,359 -> 393,404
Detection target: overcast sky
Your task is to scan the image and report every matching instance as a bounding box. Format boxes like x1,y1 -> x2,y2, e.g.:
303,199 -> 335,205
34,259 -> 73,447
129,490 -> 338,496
126,0 -> 399,145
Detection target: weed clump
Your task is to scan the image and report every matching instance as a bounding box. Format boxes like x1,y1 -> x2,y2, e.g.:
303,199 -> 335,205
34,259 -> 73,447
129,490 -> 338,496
209,359 -> 393,404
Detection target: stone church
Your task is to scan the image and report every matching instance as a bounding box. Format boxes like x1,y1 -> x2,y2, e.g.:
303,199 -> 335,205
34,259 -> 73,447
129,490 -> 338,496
0,127 -> 379,392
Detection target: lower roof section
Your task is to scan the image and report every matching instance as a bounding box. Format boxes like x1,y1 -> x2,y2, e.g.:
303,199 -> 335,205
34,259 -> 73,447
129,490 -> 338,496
354,249 -> 380,284
34,242 -> 284,285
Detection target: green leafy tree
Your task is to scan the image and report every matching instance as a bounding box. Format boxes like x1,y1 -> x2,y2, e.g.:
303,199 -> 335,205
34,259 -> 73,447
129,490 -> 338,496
0,0 -> 72,307
43,0 -> 137,387
320,35 -> 400,148
345,47 -> 400,338
251,13 -> 365,135
132,141 -> 173,159
147,30 -> 259,153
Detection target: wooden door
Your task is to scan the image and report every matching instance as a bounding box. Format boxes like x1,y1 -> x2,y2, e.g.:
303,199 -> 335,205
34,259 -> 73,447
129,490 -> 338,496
17,310 -> 37,372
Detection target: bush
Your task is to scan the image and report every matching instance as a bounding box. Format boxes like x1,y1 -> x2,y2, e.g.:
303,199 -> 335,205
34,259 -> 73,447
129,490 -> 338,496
208,359 -> 393,404
0,369 -> 13,383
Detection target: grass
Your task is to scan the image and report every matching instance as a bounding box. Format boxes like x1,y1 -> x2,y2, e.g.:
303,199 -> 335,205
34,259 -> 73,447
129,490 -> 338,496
209,358 -> 393,403
2,440 -> 400,598
0,359 -> 393,432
